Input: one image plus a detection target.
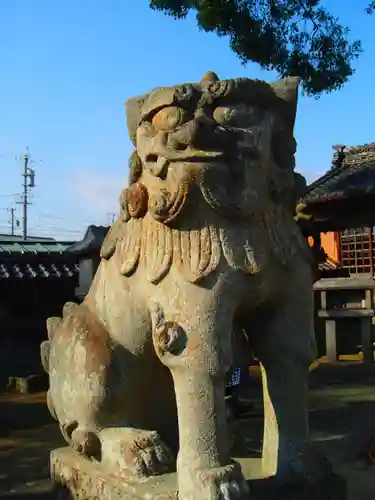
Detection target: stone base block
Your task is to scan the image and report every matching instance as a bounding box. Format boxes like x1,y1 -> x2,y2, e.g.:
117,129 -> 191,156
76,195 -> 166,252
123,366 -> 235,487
51,447 -> 347,500
51,448 -> 265,499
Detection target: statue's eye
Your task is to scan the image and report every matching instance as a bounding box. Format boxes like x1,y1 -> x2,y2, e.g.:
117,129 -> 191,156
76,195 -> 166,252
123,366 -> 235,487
213,106 -> 235,125
213,105 -> 259,128
151,106 -> 189,131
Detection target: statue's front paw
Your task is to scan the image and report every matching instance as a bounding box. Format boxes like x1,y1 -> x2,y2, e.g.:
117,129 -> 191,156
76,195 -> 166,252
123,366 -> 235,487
100,428 -> 175,480
60,421 -> 101,458
182,461 -> 249,500
127,430 -> 174,478
71,428 -> 101,457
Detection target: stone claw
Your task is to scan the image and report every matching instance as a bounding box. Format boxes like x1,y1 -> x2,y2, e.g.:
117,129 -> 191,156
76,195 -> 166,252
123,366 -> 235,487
132,433 -> 174,477
179,462 -> 249,500
100,428 -> 175,480
60,421 -> 101,458
187,462 -> 249,500
70,428 -> 101,457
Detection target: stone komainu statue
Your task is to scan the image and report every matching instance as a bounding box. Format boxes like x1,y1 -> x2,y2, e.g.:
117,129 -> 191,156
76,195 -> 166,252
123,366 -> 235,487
41,73 -> 336,499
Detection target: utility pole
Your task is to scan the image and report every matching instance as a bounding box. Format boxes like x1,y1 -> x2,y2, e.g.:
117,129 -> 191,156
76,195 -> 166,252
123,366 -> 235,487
107,212 -> 116,225
15,147 -> 36,240
7,208 -> 18,236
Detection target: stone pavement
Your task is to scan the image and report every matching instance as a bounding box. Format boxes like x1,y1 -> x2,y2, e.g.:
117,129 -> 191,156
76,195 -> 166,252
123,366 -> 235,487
1,362 -> 375,499
240,361 -> 375,500
0,392 -> 61,498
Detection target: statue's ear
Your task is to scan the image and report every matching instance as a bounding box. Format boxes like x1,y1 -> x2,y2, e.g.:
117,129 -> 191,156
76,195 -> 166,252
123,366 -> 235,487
270,76 -> 300,133
293,171 -> 307,200
125,94 -> 146,146
128,151 -> 143,185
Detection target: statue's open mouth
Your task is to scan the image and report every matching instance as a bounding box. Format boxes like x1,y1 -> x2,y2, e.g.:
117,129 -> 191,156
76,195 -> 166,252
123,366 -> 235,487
145,151 -> 225,178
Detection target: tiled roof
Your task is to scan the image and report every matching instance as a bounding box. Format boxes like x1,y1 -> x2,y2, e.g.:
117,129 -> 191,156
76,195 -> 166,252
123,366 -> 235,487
304,143 -> 375,204
0,237 -> 79,280
0,261 -> 79,280
65,225 -> 109,257
0,239 -> 75,254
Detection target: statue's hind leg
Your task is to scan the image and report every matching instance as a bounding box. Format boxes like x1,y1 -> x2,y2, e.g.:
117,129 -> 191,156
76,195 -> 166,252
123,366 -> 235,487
45,301 -> 123,457
44,298 -> 176,480
252,265 -> 346,497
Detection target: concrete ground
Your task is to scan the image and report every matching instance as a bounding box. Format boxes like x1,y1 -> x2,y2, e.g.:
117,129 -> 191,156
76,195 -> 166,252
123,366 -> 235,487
238,360 -> 375,500
0,361 -> 375,499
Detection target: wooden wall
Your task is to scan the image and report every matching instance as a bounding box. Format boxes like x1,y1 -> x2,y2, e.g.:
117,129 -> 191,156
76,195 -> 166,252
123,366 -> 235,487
320,231 -> 340,265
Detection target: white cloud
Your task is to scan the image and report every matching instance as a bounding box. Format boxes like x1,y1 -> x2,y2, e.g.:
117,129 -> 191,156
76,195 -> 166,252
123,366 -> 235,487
69,169 -> 127,218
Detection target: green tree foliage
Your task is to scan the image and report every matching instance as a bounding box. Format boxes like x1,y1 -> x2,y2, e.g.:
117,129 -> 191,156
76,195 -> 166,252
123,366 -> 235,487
149,0 -> 372,97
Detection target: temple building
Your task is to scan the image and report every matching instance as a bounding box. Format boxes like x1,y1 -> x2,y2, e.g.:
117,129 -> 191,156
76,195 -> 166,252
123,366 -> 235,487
303,144 -> 375,362
0,235 -> 79,388
303,143 -> 375,276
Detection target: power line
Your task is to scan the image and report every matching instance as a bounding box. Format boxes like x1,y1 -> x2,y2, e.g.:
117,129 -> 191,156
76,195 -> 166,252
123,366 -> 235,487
28,225 -> 87,234
37,212 -> 67,221
1,148 -> 116,237
35,211 -> 100,225
31,229 -> 84,234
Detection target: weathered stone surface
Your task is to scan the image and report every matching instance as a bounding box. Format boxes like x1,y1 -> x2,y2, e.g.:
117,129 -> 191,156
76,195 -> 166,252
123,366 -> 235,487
42,72 -> 345,499
51,448 -> 346,500
40,341 -> 51,373
51,447 -> 178,500
51,448 -> 265,500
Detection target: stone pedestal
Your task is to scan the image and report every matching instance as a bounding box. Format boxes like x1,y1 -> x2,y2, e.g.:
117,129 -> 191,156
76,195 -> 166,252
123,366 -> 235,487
51,448 -> 346,500
51,448 -> 177,499
51,448 -> 265,499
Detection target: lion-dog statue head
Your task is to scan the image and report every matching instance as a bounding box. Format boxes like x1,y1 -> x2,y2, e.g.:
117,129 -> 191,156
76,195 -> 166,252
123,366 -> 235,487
101,72 -> 313,284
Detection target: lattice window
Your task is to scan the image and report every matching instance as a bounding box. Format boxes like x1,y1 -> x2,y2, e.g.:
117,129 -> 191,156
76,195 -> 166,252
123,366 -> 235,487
339,227 -> 374,275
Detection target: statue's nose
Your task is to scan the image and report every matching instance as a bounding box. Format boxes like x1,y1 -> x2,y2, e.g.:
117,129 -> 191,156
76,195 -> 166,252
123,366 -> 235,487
167,115 -> 222,152
190,115 -> 218,150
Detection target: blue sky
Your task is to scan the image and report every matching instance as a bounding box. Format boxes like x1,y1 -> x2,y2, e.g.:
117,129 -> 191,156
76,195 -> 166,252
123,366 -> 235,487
0,0 -> 374,240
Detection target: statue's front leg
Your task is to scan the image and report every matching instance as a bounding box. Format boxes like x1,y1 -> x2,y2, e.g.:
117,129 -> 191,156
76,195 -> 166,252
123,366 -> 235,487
152,301 -> 249,500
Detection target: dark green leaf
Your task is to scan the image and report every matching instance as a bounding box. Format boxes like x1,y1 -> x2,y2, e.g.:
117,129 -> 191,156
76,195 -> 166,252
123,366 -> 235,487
149,0 -> 363,97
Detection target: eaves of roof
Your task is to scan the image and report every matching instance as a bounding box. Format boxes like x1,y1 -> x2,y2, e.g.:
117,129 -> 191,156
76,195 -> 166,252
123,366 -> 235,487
0,240 -> 75,255
304,143 -> 375,204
